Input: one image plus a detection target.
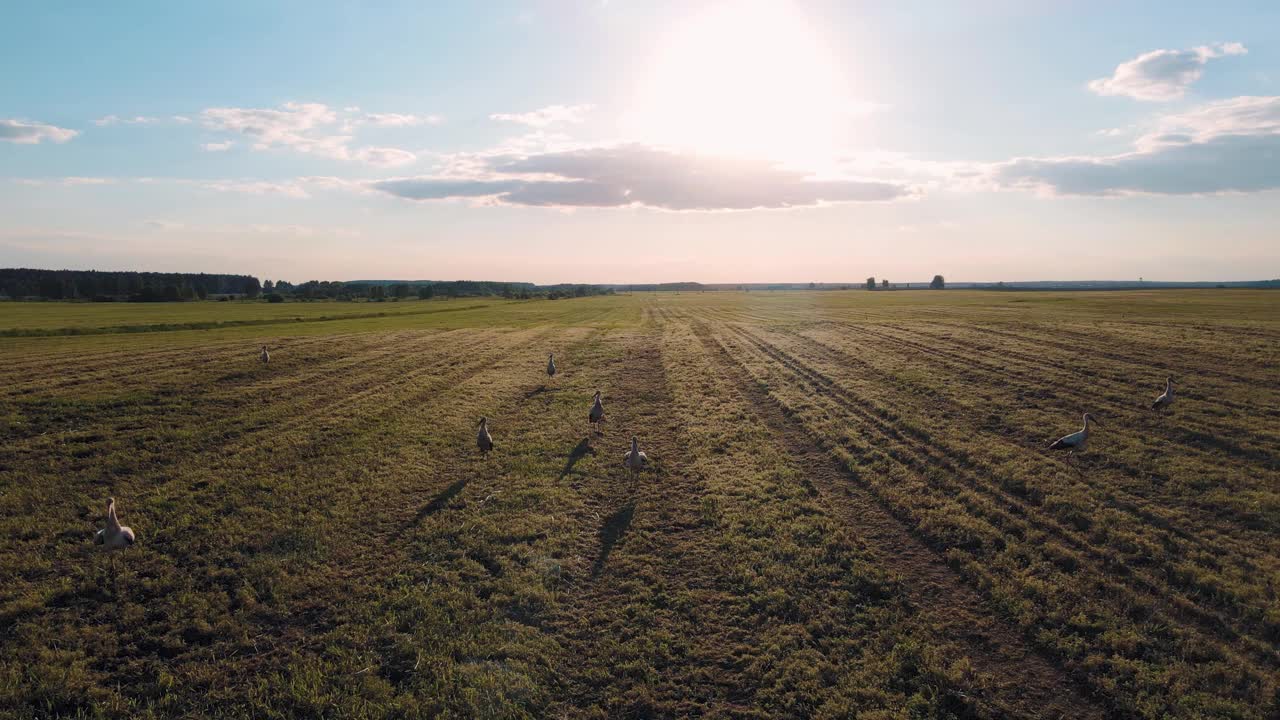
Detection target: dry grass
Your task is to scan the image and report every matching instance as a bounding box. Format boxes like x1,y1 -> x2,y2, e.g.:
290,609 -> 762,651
0,290 -> 1276,718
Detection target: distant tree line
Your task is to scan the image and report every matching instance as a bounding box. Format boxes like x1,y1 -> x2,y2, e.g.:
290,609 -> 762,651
614,282 -> 706,292
0,268 -> 260,301
263,279 -> 614,302
0,269 -> 621,303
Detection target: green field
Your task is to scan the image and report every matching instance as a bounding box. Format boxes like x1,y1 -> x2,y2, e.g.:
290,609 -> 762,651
1,290 -> 1277,718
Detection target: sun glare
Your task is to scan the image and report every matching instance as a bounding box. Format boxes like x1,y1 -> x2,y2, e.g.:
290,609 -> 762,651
625,1 -> 847,166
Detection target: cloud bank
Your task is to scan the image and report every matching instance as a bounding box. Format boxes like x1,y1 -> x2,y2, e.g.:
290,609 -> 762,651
1089,42 -> 1247,101
371,144 -> 914,210
993,95 -> 1280,196
0,119 -> 79,145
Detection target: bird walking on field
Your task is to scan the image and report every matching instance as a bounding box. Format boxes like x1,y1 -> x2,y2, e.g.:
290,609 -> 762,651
547,353 -> 556,379
260,345 -> 270,364
1049,413 -> 1099,473
96,497 -> 135,570
476,417 -> 494,456
624,436 -> 648,476
589,391 -> 606,434
1151,377 -> 1173,411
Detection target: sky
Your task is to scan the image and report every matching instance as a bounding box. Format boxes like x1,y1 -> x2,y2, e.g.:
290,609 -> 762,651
2,0 -> 1278,284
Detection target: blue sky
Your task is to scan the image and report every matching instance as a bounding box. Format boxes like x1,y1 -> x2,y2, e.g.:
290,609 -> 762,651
2,1 -> 1278,283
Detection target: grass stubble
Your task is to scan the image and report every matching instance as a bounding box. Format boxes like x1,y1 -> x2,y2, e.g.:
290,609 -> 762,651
0,289 -> 1276,718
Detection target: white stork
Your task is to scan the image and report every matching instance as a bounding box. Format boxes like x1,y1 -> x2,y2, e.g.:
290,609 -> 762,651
1151,377 -> 1173,411
476,417 -> 494,456
624,436 -> 648,475
546,353 -> 556,379
1049,412 -> 1099,451
95,497 -> 136,572
1048,413 -> 1100,473
260,345 -> 270,364
588,391 -> 606,434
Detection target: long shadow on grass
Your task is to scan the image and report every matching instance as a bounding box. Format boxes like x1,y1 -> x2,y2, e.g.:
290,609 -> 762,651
524,384 -> 564,400
405,479 -> 468,531
559,437 -> 595,479
591,502 -> 635,578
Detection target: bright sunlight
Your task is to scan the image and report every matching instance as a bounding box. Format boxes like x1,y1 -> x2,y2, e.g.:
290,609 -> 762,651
624,0 -> 849,166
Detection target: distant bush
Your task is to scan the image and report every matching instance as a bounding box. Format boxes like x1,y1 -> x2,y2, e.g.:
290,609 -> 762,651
931,275 -> 946,289
265,293 -> 285,303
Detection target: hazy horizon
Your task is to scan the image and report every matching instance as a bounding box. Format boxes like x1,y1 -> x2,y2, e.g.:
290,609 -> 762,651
7,266 -> 1277,288
3,1 -> 1279,283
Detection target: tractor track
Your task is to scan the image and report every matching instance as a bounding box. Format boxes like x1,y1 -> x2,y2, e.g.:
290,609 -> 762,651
719,323 -> 1280,672
690,319 -> 1109,720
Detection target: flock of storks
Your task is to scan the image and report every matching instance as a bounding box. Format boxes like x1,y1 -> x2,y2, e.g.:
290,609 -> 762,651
95,348 -> 1175,557
476,354 -> 649,472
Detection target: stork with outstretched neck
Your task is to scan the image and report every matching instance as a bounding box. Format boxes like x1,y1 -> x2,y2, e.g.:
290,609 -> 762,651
1049,413 -> 1099,473
1152,377 -> 1173,411
96,497 -> 136,572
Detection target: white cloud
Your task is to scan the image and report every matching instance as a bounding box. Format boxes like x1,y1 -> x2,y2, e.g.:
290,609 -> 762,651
201,101 -> 344,155
10,176 -> 117,186
1089,42 -> 1247,101
992,95 -> 1280,196
0,119 -> 78,144
62,177 -> 117,186
355,146 -> 417,167
370,144 -> 914,210
199,180 -> 311,198
202,141 -> 235,152
143,219 -> 361,238
95,115 -> 164,126
199,102 -> 420,166
362,112 -> 444,127
490,104 -> 595,127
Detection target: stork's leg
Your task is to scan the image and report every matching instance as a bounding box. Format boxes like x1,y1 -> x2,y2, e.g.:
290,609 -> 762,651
1067,452 -> 1085,477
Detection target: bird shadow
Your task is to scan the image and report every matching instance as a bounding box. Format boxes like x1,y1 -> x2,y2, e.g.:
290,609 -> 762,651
559,437 -> 595,479
524,384 -> 561,400
405,479 -> 468,532
591,501 -> 636,578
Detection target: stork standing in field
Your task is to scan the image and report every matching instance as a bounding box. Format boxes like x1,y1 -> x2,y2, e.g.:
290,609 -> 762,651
260,345 -> 270,364
95,497 -> 135,571
588,391 -> 606,435
1152,377 -> 1173,411
1049,413 -> 1100,471
546,353 -> 556,380
624,436 -> 648,476
476,417 -> 494,456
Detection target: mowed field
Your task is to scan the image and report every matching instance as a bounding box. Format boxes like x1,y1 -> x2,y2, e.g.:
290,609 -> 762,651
1,290 -> 1277,719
